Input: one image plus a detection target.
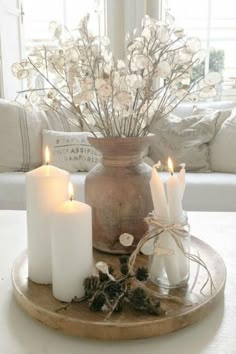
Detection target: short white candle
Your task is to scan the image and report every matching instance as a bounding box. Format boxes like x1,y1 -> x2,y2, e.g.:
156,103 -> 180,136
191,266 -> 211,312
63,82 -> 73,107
51,182 -> 93,302
26,147 -> 69,284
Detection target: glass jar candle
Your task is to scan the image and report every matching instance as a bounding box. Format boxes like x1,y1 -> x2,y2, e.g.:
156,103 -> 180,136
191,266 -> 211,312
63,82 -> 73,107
148,213 -> 190,289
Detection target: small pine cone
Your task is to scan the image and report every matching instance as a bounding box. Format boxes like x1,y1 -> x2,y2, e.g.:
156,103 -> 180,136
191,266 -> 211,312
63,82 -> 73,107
105,281 -> 123,299
99,271 -> 109,282
120,263 -> 129,275
109,265 -> 115,275
128,287 -> 147,310
146,298 -> 164,316
119,255 -> 129,265
135,267 -> 149,281
83,276 -> 100,297
89,293 -> 106,312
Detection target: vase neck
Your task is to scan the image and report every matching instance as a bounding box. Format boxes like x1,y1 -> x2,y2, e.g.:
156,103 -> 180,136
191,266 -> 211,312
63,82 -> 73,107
102,154 -> 142,167
87,135 -> 154,167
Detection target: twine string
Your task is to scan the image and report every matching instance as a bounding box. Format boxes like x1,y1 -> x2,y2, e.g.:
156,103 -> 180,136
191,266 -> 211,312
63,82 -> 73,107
128,216 -> 215,296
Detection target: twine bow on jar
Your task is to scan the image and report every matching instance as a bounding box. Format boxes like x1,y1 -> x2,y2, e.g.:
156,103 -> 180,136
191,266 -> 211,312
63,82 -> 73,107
127,213 -> 215,294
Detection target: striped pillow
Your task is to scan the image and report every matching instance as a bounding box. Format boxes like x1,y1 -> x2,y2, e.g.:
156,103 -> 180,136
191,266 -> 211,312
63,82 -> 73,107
0,99 -> 79,172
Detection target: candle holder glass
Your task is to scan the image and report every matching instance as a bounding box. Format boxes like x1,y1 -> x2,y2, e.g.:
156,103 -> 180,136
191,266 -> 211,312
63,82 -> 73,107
148,213 -> 191,289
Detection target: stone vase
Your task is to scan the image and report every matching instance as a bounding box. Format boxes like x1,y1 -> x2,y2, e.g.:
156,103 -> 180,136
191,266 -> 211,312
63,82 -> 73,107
85,135 -> 154,254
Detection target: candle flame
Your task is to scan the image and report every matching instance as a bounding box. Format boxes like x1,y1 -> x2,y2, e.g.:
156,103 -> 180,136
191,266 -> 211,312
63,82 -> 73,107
168,157 -> 174,176
45,146 -> 50,165
68,182 -> 74,201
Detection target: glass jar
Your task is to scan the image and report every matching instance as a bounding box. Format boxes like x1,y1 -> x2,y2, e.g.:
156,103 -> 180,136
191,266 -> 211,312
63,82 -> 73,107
148,214 -> 190,289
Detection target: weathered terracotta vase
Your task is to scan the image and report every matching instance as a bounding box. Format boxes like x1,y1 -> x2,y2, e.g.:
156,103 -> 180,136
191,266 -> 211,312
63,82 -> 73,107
85,135 -> 154,254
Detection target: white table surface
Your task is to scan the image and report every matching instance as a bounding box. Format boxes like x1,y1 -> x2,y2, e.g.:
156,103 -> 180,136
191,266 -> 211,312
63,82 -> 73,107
1,210 -> 236,354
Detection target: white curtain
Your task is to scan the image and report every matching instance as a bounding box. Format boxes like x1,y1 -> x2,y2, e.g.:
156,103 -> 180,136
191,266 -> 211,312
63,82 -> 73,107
106,0 -> 162,59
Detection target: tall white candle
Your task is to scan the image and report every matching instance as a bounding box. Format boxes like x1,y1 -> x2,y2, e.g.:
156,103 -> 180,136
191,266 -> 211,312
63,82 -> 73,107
178,163 -> 186,202
167,158 -> 183,223
26,147 -> 69,284
166,158 -> 187,284
149,162 -> 168,279
51,182 -> 93,302
150,162 -> 169,220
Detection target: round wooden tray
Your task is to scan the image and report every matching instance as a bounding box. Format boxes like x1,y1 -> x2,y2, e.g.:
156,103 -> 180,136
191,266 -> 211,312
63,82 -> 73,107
12,237 -> 226,340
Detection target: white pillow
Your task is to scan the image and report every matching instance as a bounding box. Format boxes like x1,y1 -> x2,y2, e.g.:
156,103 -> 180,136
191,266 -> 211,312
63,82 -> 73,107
0,99 -> 81,172
149,111 -> 220,171
0,100 -> 49,172
193,106 -> 232,133
210,108 -> 236,173
173,100 -> 236,118
42,130 -> 101,172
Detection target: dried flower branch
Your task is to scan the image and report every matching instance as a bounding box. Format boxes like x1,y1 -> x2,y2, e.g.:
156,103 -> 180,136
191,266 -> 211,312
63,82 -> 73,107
13,13 -> 221,137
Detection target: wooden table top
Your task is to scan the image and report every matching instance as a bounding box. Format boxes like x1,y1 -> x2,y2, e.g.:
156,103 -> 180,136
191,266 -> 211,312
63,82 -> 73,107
1,210 -> 236,353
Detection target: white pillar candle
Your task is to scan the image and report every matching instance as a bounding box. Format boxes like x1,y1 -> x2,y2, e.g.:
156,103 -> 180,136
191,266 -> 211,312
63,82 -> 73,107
51,182 -> 93,302
26,147 -> 69,284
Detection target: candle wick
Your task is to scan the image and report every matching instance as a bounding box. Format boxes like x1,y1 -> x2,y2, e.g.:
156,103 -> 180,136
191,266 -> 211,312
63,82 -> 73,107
46,162 -> 49,166
70,195 -> 73,202
171,171 -> 173,176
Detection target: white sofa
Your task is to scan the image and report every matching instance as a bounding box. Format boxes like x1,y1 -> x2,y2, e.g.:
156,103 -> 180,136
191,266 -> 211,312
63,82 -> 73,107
0,171 -> 236,211
0,100 -> 236,212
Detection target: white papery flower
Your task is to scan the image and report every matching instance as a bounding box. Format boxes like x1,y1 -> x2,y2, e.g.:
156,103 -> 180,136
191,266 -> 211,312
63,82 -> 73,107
74,90 -> 94,104
157,25 -> 169,43
114,91 -> 132,108
178,49 -> 193,64
96,261 -> 109,274
186,37 -> 201,54
80,78 -> 93,91
175,89 -> 188,100
119,233 -> 134,247
12,62 -> 29,79
65,48 -> 79,62
97,84 -> 112,99
126,74 -> 143,89
156,61 -> 171,78
141,27 -> 151,40
127,40 -> 143,52
95,78 -> 106,89
13,13 -> 221,138
48,54 -> 65,72
199,86 -> 217,98
104,50 -> 112,63
96,261 -> 115,280
204,72 -> 222,85
174,27 -> 185,38
134,55 -> 150,70
117,60 -> 126,70
104,64 -> 112,75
